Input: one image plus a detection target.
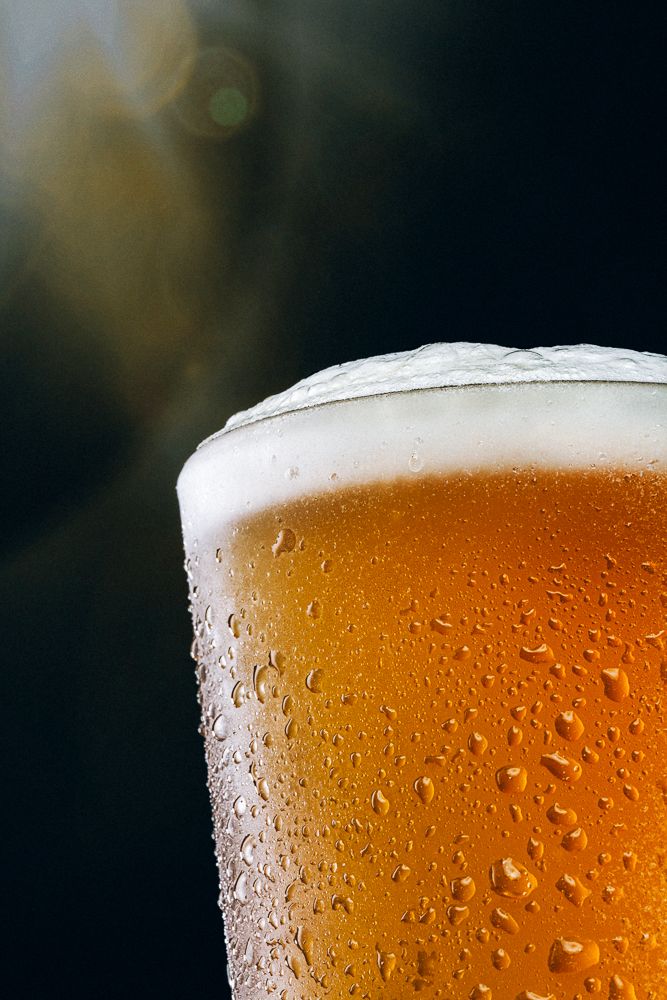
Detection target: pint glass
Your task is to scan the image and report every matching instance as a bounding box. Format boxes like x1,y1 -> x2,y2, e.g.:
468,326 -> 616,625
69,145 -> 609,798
178,344 -> 667,999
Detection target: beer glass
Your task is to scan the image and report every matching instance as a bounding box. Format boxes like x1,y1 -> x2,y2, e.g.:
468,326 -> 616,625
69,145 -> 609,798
178,344 -> 667,999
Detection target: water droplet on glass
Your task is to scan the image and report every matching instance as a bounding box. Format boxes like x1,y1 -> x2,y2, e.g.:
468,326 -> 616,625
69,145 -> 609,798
491,947 -> 511,970
470,986 -> 492,1000
414,775 -> 435,804
496,766 -> 528,793
391,864 -> 411,883
376,947 -> 397,982
608,976 -> 638,999
489,858 -> 537,899
272,528 -> 296,557
490,907 -> 519,934
548,937 -> 599,973
233,871 -> 248,903
468,732 -> 488,755
546,802 -> 578,826
306,669 -> 324,693
212,714 -> 228,740
371,789 -> 390,815
555,710 -> 585,741
233,795 -> 247,819
601,667 -> 630,702
556,873 -> 592,906
520,643 -> 555,665
451,876 -> 476,901
540,752 -> 582,783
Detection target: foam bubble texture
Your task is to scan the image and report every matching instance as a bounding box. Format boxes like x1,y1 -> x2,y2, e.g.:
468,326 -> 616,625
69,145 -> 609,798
219,343 -> 667,439
178,344 -> 667,539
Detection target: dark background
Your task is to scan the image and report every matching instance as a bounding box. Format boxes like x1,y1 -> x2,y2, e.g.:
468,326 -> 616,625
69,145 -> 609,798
2,2 -> 665,996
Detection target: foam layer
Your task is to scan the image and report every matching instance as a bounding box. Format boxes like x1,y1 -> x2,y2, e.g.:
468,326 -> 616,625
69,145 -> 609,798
219,343 -> 667,437
178,344 -> 667,540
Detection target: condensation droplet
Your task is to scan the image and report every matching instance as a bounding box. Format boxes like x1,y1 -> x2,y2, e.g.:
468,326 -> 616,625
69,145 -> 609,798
295,927 -> 314,966
468,732 -> 488,755
490,907 -> 519,934
233,871 -> 248,903
555,710 -> 585,741
491,947 -> 511,970
546,802 -> 578,826
212,714 -> 228,740
540,752 -> 582,783
392,864 -> 411,883
376,947 -> 397,982
556,873 -> 592,906
233,796 -> 247,819
608,976 -> 638,999
414,775 -> 435,804
470,986 -> 492,1000
548,937 -> 600,973
520,643 -> 555,665
306,669 -> 324,693
272,528 -> 296,556
562,826 -> 588,852
451,876 -> 476,901
496,766 -> 528,793
489,858 -> 537,899
601,667 -> 630,702
371,789 -> 390,815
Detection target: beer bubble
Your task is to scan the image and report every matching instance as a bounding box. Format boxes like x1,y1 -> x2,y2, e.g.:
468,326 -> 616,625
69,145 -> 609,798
490,907 -> 519,934
491,947 -> 511,969
601,667 -> 630,702
546,802 -> 578,826
371,789 -> 390,815
272,528 -> 296,556
540,752 -> 582,783
212,714 -> 228,740
496,765 -> 528,793
305,669 -> 324,693
414,776 -> 435,804
608,975 -> 638,999
555,710 -> 585,741
556,873 -> 591,906
451,876 -> 476,901
547,937 -> 600,973
489,858 -> 537,899
375,947 -> 397,982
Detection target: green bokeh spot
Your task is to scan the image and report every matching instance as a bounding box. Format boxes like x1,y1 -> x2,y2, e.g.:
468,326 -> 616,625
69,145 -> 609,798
209,87 -> 249,128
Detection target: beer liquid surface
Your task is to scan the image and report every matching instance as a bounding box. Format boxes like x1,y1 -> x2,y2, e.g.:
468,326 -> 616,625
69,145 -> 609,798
191,469 -> 666,999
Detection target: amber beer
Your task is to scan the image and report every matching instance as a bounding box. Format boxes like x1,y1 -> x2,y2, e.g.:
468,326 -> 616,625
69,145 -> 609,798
178,345 -> 667,1000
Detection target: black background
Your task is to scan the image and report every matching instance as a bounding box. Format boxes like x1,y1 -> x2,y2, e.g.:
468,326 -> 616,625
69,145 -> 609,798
2,2 -> 665,997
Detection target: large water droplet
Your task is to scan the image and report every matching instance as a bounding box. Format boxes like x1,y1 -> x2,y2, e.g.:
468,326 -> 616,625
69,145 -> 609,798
540,752 -> 582,783
490,907 -> 519,934
295,926 -> 314,966
555,710 -> 585,741
548,937 -> 599,973
376,947 -> 397,982
451,876 -> 476,901
556,873 -> 591,906
414,775 -> 435,804
496,766 -> 528,793
489,858 -> 537,899
371,789 -> 390,815
212,714 -> 228,740
306,669 -> 324,693
608,976 -> 638,999
601,667 -> 630,702
272,528 -> 296,556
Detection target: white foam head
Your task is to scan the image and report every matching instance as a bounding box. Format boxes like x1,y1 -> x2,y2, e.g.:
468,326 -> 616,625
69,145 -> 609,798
178,343 -> 667,542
